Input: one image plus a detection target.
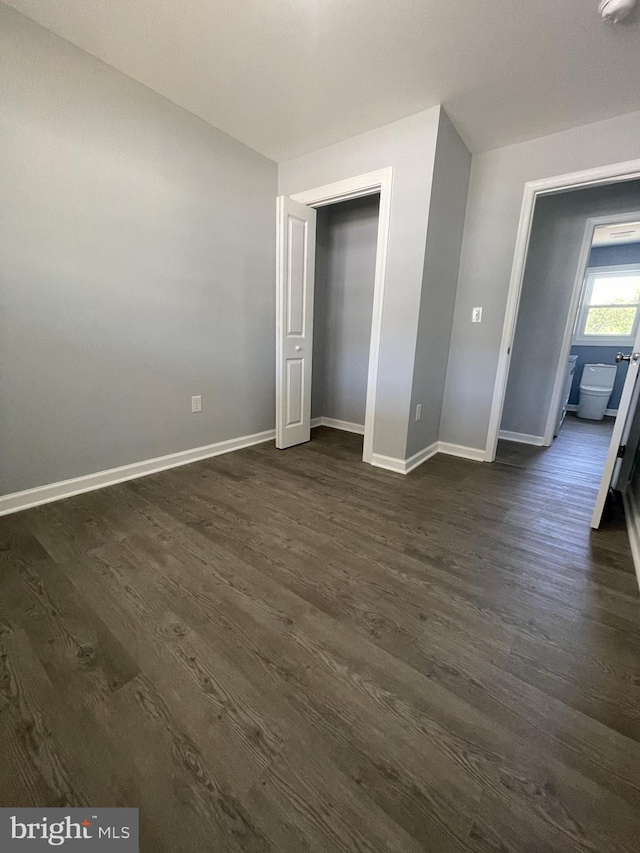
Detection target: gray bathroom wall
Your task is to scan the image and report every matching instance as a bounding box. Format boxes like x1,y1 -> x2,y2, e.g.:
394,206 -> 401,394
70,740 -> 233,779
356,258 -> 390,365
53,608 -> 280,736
500,181 -> 640,438
589,243 -> 640,268
0,6 -> 277,495
311,196 -> 379,425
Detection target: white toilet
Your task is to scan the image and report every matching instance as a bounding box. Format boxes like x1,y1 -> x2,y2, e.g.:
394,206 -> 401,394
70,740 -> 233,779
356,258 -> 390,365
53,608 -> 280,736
577,363 -> 618,420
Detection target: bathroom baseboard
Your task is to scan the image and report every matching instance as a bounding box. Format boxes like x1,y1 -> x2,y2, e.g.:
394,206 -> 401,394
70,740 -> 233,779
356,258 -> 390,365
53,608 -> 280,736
565,404 -> 618,417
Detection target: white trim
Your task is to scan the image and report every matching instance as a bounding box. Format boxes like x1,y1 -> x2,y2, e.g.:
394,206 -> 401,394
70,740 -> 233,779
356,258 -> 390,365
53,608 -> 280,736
405,442 -> 439,473
290,167 -> 393,466
363,439 -> 485,475
370,453 -> 406,474
311,417 -> 365,434
498,430 -> 545,446
565,404 -> 618,416
622,489 -> 640,593
584,263 -> 640,274
291,169 -> 390,208
438,442 -> 486,462
485,159 -> 640,463
370,442 -> 439,475
0,429 -> 275,518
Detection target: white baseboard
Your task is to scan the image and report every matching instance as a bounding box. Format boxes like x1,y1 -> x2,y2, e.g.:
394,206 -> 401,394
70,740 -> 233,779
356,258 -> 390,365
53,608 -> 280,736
371,440 -> 483,475
311,417 -> 365,435
565,404 -> 618,417
622,490 -> 640,593
405,442 -> 439,474
498,430 -> 546,446
0,429 -> 275,518
437,442 -> 485,462
370,453 -> 407,474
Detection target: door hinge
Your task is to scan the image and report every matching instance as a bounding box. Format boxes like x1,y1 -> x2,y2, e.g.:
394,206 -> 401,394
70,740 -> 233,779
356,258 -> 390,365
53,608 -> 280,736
618,444 -> 626,458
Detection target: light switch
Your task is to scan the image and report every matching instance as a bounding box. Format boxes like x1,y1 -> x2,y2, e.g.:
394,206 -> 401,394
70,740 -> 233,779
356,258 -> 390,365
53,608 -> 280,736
472,307 -> 483,323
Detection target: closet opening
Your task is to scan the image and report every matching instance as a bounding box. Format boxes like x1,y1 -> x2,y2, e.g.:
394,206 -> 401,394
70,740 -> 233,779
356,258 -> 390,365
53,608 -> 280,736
310,194 -> 380,452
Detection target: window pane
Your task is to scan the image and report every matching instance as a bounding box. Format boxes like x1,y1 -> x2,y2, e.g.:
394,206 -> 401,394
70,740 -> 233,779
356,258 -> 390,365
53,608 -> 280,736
590,275 -> 640,305
584,306 -> 636,336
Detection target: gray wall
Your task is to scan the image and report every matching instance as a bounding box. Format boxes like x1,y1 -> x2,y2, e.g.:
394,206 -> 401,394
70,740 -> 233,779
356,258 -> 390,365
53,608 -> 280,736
500,182 -> 640,438
279,107 -> 441,461
312,196 -> 379,426
589,243 -> 640,268
440,107 -> 640,452
406,112 -> 471,457
0,6 -> 277,495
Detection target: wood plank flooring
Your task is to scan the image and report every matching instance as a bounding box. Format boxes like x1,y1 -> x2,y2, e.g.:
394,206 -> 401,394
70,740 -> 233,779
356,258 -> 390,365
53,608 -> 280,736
1,417 -> 639,852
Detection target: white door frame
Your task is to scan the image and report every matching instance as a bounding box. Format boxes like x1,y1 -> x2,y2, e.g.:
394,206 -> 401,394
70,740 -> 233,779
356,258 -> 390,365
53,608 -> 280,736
485,157 -> 640,462
542,209 -> 640,447
288,167 -> 393,465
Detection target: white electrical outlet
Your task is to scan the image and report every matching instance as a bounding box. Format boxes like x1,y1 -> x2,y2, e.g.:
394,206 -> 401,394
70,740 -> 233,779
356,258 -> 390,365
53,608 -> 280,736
191,395 -> 202,413
415,403 -> 422,421
472,307 -> 483,323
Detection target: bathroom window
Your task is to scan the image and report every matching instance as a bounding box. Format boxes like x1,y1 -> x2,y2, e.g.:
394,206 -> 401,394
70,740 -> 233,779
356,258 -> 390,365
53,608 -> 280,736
574,266 -> 640,346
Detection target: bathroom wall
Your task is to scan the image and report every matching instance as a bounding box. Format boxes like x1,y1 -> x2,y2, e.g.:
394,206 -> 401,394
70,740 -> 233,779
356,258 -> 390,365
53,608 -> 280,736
312,196 -> 379,425
589,243 -> 640,268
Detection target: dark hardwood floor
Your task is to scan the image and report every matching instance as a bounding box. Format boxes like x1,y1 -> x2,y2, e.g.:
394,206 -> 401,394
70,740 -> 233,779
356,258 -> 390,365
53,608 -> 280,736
1,418 -> 639,852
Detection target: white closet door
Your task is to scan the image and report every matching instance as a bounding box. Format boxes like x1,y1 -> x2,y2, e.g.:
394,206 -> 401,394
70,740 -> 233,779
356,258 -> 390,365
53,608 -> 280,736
276,196 -> 316,449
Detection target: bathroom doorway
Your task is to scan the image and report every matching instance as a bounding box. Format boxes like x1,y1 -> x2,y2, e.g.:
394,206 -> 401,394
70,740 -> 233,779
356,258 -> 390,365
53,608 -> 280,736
552,215 -> 640,437
495,179 -> 640,523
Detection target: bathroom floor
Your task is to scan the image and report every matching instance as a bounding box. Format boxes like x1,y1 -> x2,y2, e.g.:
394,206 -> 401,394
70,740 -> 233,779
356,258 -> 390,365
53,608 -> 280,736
497,412 -> 615,489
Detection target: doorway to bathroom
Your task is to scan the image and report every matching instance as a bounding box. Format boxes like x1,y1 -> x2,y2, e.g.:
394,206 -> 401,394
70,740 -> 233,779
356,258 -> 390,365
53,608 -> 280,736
495,177 -> 640,525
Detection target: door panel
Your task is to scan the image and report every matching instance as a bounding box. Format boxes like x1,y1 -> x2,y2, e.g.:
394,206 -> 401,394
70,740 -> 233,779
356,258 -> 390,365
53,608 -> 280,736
276,196 -> 316,449
617,389 -> 640,493
286,359 -> 304,427
591,340 -> 640,528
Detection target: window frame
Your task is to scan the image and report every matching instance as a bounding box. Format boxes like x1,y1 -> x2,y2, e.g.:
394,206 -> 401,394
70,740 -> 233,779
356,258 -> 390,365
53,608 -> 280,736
573,264 -> 640,347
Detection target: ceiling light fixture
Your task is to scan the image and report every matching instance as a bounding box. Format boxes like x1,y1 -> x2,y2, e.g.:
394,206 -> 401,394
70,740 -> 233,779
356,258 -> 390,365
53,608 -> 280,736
598,0 -> 637,22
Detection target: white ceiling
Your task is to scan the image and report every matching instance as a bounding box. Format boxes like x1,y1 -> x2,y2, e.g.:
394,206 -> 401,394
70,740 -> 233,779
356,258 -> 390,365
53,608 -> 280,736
6,0 -> 640,162
593,222 -> 640,246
